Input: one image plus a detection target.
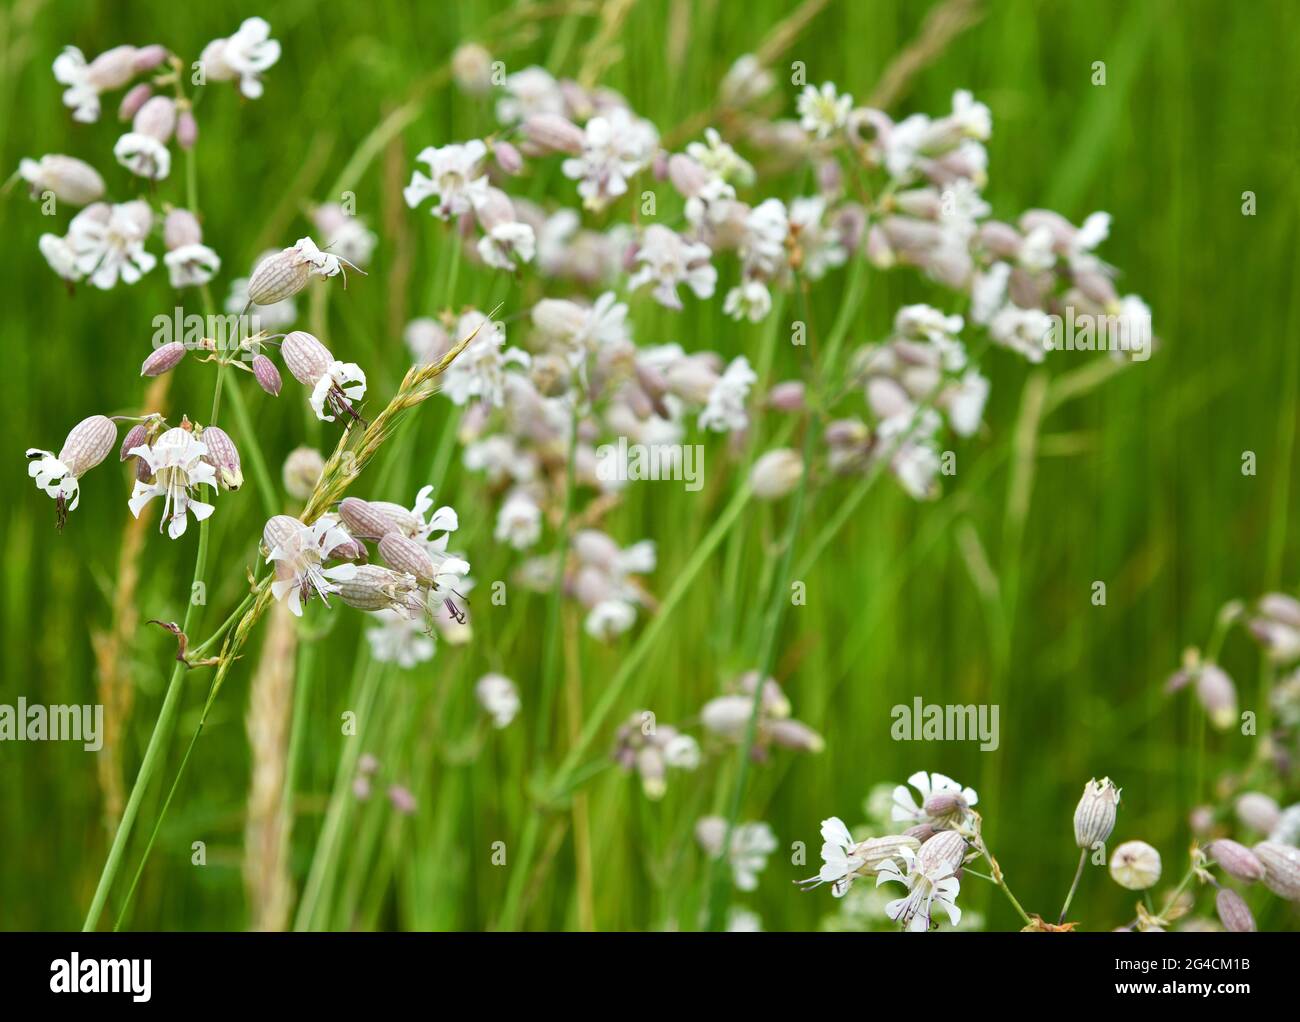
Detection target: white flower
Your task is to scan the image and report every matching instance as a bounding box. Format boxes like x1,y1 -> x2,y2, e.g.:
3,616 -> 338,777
113,132 -> 170,180
311,205 -> 379,268
797,82 -> 852,139
289,235 -> 355,281
477,220 -> 536,270
989,304 -> 1053,362
789,196 -> 846,279
882,113 -> 932,181
723,279 -> 773,322
949,89 -> 992,141
895,304 -> 965,347
265,516 -> 359,617
738,198 -> 789,278
27,452 -> 79,509
698,356 -> 756,432
562,107 -> 658,210
66,201 -> 156,289
404,141 -> 489,219
686,127 -> 754,186
366,609 -> 436,668
875,846 -> 963,931
891,771 -> 979,825
970,262 -> 1011,325
494,490 -> 542,550
441,311 -> 529,407
943,369 -> 989,438
495,66 -> 565,124
629,225 -> 716,310
585,598 -> 638,640
52,46 -> 101,123
39,233 -> 79,282
664,733 -> 701,770
697,817 -> 778,891
164,243 -> 221,288
891,438 -> 942,500
127,427 -> 218,539
200,17 -> 281,99
798,817 -> 867,897
309,361 -> 367,422
476,674 -> 521,728
1018,225 -> 1056,272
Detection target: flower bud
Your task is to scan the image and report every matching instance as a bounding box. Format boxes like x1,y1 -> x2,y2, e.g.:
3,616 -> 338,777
749,448 -> 803,500
252,353 -> 282,396
1252,841 -> 1300,901
378,532 -> 437,586
131,44 -> 169,72
1206,839 -> 1266,883
338,497 -> 406,541
521,113 -> 586,155
119,423 -> 148,461
766,718 -> 824,753
923,791 -> 969,822
451,42 -> 493,95
118,83 -> 153,121
86,46 -> 137,90
1195,663 -> 1237,729
163,208 -> 202,250
139,342 -> 184,379
667,154 -> 709,198
281,446 -> 324,501
280,331 -> 333,385
247,249 -> 312,306
18,154 -> 105,206
1073,777 -> 1121,849
58,415 -> 117,477
1110,840 -> 1161,890
1235,792 -> 1280,834
903,822 -> 938,844
494,141 -> 524,175
199,425 -> 242,490
176,109 -> 198,150
1215,887 -> 1256,932
132,95 -> 176,143
767,380 -> 805,412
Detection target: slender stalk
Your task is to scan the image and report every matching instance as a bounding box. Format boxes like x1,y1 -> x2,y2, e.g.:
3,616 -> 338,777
1058,849 -> 1088,924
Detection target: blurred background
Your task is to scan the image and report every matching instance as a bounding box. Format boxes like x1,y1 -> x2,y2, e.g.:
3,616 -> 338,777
1,0 -> 1297,931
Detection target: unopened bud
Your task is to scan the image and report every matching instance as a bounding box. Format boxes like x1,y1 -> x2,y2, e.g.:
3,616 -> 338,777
199,425 -> 242,490
766,718 -> 824,753
767,380 -> 805,412
494,141 -> 524,175
338,497 -> 406,541
1252,841 -> 1300,901
667,154 -> 708,198
176,109 -> 198,150
132,95 -> 176,143
252,353 -> 282,396
131,44 -> 169,72
140,341 -> 186,377
281,446 -> 324,501
1236,792 -> 1281,834
119,423 -> 148,461
1215,888 -> 1256,932
1196,663 -> 1237,729
58,415 -> 117,477
163,208 -> 202,250
749,448 -> 804,500
923,791 -> 969,822
1073,777 -> 1121,849
1206,839 -> 1266,883
522,113 -> 585,155
118,83 -> 153,121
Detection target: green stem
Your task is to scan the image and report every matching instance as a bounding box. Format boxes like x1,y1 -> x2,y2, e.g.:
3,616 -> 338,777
1058,848 -> 1088,924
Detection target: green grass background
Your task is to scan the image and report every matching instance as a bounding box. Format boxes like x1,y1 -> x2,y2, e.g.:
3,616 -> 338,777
1,0 -> 1297,931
